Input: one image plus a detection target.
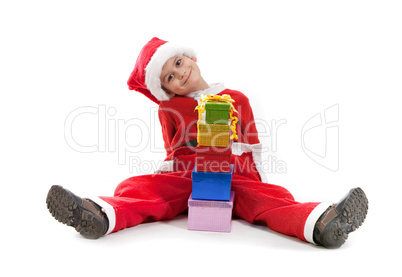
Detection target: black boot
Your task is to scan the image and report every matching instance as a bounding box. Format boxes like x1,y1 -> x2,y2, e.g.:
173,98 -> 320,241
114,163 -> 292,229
313,187 -> 368,249
46,185 -> 109,239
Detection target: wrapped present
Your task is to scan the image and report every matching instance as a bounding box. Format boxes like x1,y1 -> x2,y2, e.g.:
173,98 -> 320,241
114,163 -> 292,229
191,164 -> 233,201
205,101 -> 231,124
195,94 -> 239,140
197,122 -> 230,147
196,145 -> 232,173
188,191 -> 235,232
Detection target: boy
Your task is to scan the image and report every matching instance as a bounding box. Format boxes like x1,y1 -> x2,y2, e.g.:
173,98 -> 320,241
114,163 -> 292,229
46,37 -> 368,248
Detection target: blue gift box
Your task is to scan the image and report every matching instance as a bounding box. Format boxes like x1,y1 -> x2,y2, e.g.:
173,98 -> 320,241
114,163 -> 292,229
191,164 -> 234,201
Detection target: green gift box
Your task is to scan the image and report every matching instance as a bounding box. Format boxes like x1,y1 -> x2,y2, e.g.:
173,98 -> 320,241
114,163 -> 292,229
205,101 -> 231,124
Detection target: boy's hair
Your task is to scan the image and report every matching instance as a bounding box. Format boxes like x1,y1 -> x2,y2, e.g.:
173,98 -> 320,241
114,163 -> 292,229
127,37 -> 196,104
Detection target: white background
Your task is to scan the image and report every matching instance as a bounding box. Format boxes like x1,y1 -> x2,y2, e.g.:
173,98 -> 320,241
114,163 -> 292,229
1,1 -> 401,276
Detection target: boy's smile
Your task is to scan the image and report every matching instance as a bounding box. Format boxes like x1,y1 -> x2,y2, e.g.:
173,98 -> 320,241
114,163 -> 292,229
183,69 -> 191,85
160,55 -> 209,96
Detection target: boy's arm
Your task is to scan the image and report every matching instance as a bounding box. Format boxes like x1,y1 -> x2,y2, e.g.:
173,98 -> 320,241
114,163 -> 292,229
233,92 -> 260,145
158,105 -> 176,156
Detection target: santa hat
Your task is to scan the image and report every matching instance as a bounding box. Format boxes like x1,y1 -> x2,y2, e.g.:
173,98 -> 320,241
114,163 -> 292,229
127,37 -> 196,104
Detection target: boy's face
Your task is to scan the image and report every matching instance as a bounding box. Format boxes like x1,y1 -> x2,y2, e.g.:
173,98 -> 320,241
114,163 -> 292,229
160,55 -> 204,96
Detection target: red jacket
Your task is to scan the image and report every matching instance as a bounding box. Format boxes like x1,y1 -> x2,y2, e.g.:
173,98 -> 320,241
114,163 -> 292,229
157,86 -> 267,183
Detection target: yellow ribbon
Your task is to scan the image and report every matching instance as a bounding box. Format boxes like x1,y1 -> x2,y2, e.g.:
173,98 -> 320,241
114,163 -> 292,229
194,94 -> 238,140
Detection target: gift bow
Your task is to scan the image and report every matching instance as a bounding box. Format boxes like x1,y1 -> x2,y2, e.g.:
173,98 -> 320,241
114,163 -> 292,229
194,94 -> 238,140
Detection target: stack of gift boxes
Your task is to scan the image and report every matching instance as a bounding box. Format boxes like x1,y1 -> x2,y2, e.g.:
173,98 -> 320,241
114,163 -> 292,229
188,97 -> 236,233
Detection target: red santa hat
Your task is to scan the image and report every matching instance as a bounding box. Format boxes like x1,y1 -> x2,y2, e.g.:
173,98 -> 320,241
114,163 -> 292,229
127,37 -> 196,104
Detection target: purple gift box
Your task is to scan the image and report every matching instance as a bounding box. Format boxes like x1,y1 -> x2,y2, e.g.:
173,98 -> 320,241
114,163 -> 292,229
188,191 -> 235,232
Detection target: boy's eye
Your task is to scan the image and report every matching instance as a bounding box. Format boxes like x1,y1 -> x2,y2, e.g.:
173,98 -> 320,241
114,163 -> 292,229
176,59 -> 181,66
168,74 -> 173,82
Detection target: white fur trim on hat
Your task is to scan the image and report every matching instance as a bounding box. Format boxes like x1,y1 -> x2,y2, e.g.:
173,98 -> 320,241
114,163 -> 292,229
145,42 -> 196,101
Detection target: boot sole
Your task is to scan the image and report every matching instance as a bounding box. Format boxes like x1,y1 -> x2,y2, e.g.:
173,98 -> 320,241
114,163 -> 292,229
320,187 -> 369,248
46,185 -> 105,239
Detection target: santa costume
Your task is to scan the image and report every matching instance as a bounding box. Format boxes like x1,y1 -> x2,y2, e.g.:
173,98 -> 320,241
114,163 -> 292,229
46,37 -> 368,248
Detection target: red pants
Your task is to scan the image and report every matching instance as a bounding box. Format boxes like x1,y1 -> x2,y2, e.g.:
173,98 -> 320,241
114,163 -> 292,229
95,168 -> 328,243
